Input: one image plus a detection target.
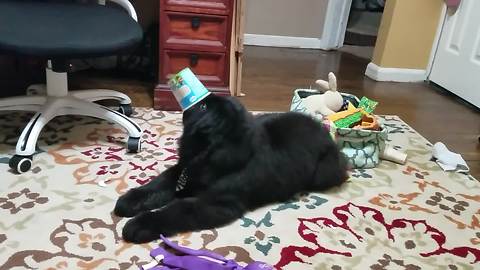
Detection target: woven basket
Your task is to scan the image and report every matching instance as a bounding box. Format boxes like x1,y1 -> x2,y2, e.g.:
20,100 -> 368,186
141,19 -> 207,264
290,89 -> 387,168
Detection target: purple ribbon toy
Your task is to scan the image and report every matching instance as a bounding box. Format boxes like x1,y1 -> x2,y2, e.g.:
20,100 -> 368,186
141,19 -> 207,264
140,235 -> 274,270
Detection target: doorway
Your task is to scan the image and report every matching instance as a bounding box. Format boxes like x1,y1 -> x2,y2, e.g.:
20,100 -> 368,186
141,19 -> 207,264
429,0 -> 480,108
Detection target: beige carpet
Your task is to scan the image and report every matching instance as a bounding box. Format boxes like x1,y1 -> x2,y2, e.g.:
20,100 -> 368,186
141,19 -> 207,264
0,109 -> 479,270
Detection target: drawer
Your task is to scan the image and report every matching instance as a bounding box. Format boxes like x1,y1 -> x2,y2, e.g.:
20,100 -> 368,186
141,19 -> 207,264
163,0 -> 231,15
162,12 -> 228,52
160,50 -> 227,86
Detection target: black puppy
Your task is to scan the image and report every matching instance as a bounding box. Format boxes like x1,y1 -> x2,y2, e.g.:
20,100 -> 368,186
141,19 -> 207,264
114,94 -> 347,243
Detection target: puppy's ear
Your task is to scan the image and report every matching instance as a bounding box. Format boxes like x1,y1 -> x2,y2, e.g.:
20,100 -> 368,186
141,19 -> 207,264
212,97 -> 248,141
222,97 -> 246,120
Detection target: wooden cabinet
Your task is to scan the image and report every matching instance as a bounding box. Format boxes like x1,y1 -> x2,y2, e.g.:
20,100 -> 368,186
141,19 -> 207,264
154,0 -> 244,110
161,50 -> 227,85
163,0 -> 232,15
163,12 -> 229,51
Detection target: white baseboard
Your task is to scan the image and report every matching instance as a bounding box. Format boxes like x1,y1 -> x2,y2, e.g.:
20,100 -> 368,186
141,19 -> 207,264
244,34 -> 332,50
365,62 -> 427,82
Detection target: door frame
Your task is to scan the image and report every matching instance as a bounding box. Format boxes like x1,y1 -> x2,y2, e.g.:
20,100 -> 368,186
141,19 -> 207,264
426,3 -> 448,80
320,0 -> 352,50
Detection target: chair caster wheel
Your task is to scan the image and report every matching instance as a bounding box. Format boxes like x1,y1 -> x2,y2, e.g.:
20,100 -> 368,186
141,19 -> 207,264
118,104 -> 133,117
9,155 -> 33,174
127,137 -> 141,153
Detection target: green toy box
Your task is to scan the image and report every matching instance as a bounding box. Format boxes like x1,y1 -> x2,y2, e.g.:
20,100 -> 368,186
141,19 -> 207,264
290,89 -> 387,169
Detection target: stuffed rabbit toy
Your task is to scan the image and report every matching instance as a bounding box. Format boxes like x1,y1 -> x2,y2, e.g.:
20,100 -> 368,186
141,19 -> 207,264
303,72 -> 344,117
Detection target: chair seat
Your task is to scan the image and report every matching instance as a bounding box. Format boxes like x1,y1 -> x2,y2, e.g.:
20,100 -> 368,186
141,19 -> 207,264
0,1 -> 143,57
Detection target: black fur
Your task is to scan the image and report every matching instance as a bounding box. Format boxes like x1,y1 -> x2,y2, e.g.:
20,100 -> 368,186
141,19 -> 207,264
114,94 -> 347,243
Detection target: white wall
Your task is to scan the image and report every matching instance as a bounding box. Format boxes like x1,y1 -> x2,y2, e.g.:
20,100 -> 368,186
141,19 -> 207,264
245,0 -> 329,38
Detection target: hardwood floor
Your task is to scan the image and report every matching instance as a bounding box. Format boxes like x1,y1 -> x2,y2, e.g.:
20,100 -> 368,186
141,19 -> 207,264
69,45 -> 480,178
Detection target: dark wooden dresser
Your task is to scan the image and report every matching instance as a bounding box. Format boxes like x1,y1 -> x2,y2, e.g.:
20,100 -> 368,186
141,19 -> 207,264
154,0 -> 244,110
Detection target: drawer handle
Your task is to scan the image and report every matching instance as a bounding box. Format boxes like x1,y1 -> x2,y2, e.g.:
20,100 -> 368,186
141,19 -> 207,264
190,54 -> 199,66
191,17 -> 201,29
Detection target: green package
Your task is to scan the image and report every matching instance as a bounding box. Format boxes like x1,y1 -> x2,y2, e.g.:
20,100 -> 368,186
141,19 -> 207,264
358,97 -> 378,114
333,111 -> 363,128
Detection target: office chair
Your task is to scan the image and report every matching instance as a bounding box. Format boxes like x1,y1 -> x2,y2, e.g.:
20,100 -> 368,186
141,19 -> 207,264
0,0 -> 143,174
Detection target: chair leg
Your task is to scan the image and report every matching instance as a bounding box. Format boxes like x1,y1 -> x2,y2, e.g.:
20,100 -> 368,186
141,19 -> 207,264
9,99 -> 59,173
0,96 -> 47,112
7,96 -> 142,174
62,98 -> 143,141
70,89 -> 132,104
15,106 -> 56,157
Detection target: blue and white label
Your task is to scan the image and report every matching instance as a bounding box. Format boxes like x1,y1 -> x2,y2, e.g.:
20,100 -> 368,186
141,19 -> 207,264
169,68 -> 210,111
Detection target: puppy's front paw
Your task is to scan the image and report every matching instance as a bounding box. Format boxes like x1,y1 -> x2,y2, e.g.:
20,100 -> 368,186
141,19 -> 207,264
122,212 -> 159,243
114,189 -> 148,217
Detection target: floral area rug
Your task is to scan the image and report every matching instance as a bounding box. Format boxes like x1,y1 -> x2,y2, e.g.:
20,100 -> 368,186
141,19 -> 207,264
0,108 -> 479,270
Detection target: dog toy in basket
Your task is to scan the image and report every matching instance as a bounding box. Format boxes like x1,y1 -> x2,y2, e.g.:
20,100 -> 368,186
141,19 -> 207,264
289,74 -> 408,168
140,235 -> 274,270
327,97 -> 379,129
290,72 -> 360,120
302,72 -> 344,117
